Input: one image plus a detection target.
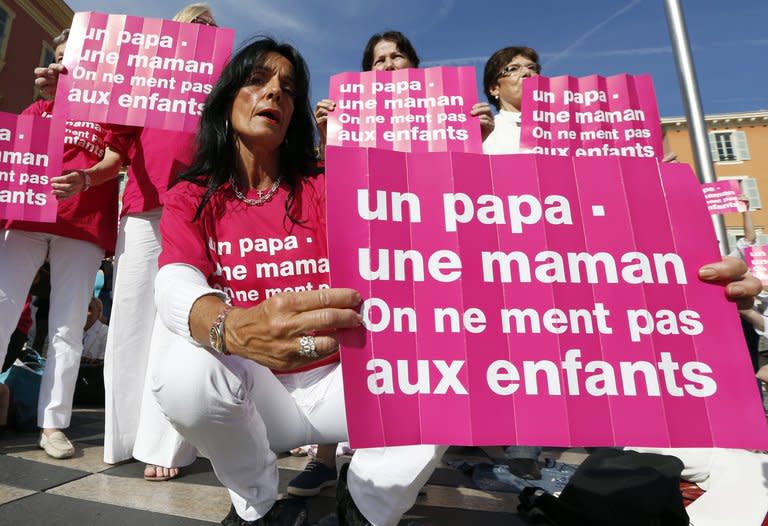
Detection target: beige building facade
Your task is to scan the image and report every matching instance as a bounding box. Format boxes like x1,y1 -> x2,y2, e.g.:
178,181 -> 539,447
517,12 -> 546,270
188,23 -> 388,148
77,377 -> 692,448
662,110 -> 768,247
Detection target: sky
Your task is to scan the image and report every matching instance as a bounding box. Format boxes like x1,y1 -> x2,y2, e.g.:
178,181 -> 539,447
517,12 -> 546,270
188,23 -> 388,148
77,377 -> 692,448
63,0 -> 768,117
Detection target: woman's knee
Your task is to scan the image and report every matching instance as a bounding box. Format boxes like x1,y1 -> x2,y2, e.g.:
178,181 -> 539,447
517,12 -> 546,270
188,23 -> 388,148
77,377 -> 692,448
152,343 -> 248,430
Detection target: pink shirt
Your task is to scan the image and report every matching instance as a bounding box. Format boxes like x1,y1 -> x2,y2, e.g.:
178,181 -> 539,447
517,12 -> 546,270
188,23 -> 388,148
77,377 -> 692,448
3,99 -> 120,255
159,174 -> 338,373
106,126 -> 196,216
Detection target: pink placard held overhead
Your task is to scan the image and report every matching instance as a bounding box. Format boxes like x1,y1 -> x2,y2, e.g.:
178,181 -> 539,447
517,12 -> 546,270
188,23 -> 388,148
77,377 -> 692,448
519,74 -> 663,159
701,180 -> 747,214
55,12 -> 234,133
325,146 -> 768,450
0,112 -> 65,222
745,245 -> 768,285
326,67 -> 483,153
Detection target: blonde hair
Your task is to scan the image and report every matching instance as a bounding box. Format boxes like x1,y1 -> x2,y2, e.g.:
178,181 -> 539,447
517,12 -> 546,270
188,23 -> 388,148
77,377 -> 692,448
173,3 -> 213,24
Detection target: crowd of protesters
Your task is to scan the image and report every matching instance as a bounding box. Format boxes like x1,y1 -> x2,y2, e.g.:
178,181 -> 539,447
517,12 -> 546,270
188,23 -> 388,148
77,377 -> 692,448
0,3 -> 767,525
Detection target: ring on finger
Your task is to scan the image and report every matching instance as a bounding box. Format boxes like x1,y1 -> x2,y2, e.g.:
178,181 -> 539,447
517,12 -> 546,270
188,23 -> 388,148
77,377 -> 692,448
298,335 -> 319,359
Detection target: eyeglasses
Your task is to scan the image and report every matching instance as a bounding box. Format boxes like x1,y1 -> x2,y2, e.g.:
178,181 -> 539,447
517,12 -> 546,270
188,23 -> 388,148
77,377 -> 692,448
192,16 -> 217,27
497,62 -> 541,79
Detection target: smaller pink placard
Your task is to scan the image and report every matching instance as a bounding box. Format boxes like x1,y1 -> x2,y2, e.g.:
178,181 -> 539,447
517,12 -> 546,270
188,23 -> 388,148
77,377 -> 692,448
0,111 -> 65,222
702,180 -> 746,214
55,12 -> 234,133
326,66 -> 483,153
745,245 -> 768,285
520,74 -> 663,159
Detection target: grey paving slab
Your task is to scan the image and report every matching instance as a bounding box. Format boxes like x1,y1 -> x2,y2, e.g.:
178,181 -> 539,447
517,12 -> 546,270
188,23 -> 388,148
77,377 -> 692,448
0,492 -> 216,526
0,455 -> 89,491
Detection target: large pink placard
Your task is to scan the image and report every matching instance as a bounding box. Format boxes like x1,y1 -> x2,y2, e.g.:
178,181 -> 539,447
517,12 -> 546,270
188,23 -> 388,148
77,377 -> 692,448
55,12 -> 234,133
702,180 -> 746,214
325,146 -> 768,449
745,245 -> 768,285
519,74 -> 663,159
326,67 -> 483,153
0,111 -> 65,222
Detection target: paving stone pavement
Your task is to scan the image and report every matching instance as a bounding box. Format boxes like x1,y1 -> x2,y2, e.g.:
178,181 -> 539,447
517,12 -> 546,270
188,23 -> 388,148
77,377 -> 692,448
0,406 -> 589,525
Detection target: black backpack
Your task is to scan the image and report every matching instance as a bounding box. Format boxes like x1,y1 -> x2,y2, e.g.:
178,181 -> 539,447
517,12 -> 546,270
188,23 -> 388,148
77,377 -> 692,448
518,448 -> 689,526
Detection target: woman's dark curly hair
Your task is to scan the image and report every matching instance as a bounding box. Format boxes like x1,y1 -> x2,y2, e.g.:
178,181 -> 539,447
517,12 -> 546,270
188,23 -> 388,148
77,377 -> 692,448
179,36 -> 316,220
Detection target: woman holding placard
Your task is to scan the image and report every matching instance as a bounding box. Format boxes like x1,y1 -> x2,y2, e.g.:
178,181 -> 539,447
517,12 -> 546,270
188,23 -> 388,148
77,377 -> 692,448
0,29 -> 124,459
481,45 -> 541,155
87,3 -> 217,481
148,36 -> 452,526
35,2 -> 220,479
314,30 -> 495,157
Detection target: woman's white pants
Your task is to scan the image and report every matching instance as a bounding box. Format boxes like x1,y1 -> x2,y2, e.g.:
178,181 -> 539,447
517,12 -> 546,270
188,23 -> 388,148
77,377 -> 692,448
152,336 -> 445,526
0,230 -> 103,428
103,209 -> 194,465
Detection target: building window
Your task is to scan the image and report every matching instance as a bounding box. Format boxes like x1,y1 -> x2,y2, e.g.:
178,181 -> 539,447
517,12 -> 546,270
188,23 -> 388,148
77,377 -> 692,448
719,176 -> 761,210
0,1 -> 15,72
40,42 -> 55,68
708,130 -> 750,162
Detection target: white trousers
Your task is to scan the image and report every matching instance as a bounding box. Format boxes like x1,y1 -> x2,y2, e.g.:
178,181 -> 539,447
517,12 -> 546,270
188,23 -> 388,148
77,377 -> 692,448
152,336 -> 445,526
630,447 -> 768,526
0,230 -> 103,428
103,209 -> 173,464
133,313 -> 197,467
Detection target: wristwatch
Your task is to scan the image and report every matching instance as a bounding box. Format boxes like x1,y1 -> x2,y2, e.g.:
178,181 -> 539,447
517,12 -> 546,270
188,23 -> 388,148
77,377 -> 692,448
209,305 -> 233,355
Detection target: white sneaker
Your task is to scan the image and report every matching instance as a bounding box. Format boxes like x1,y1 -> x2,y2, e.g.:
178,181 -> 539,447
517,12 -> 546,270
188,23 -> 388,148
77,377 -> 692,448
39,431 -> 75,459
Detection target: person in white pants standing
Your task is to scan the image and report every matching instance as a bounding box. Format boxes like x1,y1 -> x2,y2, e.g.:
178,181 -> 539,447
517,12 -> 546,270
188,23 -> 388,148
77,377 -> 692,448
1,29 -> 123,459
35,3 -> 219,480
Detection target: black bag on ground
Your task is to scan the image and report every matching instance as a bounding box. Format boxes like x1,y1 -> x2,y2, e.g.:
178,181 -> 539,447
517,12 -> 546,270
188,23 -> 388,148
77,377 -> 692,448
518,448 -> 688,526
73,364 -> 105,405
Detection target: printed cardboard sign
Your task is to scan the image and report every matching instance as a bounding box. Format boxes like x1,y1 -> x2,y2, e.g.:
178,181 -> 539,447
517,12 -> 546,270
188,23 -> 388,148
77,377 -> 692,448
520,74 -> 663,159
326,147 -> 768,449
327,67 -> 483,153
55,12 -> 234,133
702,180 -> 747,214
0,112 -> 65,222
745,245 -> 768,285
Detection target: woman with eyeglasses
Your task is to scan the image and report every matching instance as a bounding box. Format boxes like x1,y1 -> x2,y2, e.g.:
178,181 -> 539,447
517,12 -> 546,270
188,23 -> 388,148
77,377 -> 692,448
314,30 -> 495,157
34,2 -> 219,480
482,46 -> 541,155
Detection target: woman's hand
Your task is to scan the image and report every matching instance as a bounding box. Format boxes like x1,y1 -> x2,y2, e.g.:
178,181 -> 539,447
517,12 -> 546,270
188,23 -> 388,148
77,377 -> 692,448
471,102 -> 495,141
224,288 -> 362,371
698,257 -> 762,310
314,99 -> 336,159
34,62 -> 66,98
51,170 -> 88,199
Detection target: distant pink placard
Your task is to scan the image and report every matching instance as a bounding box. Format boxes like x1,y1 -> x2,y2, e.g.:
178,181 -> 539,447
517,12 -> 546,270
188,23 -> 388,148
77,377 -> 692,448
327,67 -> 483,153
520,74 -> 663,159
55,12 -> 234,133
702,180 -> 746,214
326,146 -> 768,449
0,112 -> 65,222
745,245 -> 768,285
